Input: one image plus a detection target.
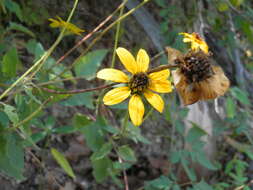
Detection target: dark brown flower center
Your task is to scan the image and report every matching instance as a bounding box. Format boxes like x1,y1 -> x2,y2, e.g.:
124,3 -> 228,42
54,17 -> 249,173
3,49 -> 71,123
129,72 -> 149,93
175,50 -> 214,83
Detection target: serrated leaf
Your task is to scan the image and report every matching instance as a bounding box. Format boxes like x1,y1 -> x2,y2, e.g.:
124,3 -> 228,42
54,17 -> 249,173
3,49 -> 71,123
0,132 -> 24,179
0,111 -> 9,129
3,103 -> 19,125
73,113 -> 91,130
51,148 -> 75,179
60,92 -> 94,109
118,145 -> 136,162
80,117 -> 105,151
145,175 -> 172,190
91,142 -> 112,161
181,158 -> 196,181
74,49 -> 108,80
186,122 -> 207,143
2,47 -> 20,78
193,180 -> 213,190
196,151 -> 217,170
92,156 -> 112,183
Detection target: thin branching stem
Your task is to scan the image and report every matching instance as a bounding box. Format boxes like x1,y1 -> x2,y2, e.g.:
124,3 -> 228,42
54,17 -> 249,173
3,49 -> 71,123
0,0 -> 79,100
52,0 -> 151,80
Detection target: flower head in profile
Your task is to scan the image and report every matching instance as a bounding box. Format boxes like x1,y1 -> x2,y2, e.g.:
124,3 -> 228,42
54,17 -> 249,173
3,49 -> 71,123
97,47 -> 172,126
179,32 -> 209,54
48,16 -> 85,35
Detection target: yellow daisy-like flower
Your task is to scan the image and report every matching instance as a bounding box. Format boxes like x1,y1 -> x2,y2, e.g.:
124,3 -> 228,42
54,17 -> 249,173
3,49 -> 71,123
179,32 -> 209,54
48,16 -> 85,35
97,47 -> 172,126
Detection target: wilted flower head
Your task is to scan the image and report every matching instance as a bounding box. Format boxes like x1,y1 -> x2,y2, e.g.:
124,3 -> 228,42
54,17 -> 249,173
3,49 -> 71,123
179,32 -> 209,54
48,16 -> 85,35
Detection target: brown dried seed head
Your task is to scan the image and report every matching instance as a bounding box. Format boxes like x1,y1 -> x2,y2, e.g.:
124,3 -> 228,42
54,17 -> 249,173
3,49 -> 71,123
176,50 -> 214,83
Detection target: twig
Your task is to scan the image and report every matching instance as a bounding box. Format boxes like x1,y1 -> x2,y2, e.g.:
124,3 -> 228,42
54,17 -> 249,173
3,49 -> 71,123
52,0 -> 151,80
147,64 -> 178,74
53,0 -> 128,67
119,157 -> 129,190
41,83 -> 116,94
41,63 -> 178,95
0,0 -> 79,100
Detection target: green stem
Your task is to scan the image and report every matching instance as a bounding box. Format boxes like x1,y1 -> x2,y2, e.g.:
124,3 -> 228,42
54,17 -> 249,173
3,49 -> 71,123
120,110 -> 129,137
7,97 -> 52,131
111,3 -> 125,68
52,0 -> 150,80
0,0 -> 79,100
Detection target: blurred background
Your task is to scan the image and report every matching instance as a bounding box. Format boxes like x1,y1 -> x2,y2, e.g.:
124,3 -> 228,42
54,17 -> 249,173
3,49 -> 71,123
0,0 -> 253,189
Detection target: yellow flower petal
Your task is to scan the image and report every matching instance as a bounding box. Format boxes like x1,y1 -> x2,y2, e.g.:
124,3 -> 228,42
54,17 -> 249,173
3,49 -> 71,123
116,47 -> 137,74
149,80 -> 172,93
144,91 -> 164,113
48,18 -> 61,27
97,68 -> 129,83
129,94 -> 144,126
136,49 -> 149,73
48,16 -> 85,35
148,69 -> 170,81
103,87 -> 131,105
179,32 -> 209,54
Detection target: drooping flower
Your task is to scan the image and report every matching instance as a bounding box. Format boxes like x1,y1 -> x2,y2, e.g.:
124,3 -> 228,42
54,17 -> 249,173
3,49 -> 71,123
48,16 -> 85,35
97,47 -> 172,126
179,32 -> 209,54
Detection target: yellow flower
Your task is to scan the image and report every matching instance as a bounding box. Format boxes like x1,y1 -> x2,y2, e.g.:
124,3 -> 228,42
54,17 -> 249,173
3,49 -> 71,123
97,47 -> 172,126
179,32 -> 209,54
48,16 -> 85,35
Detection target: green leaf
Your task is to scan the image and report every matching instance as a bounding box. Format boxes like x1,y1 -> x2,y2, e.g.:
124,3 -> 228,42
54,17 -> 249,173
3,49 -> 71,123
24,87 -> 42,104
73,113 -> 91,130
226,97 -> 236,118
2,47 -> 20,78
145,175 -> 172,190
181,158 -> 196,181
51,148 -> 76,179
0,111 -> 9,129
186,123 -> 207,143
230,87 -> 250,105
4,0 -> 23,21
196,151 -> 217,170
92,156 -> 112,183
91,142 -> 112,161
128,124 -> 151,144
193,180 -> 213,190
60,92 -> 94,109
7,22 -> 35,37
3,103 -> 19,125
80,117 -> 105,151
0,132 -> 24,179
170,150 -> 181,164
74,49 -> 108,80
118,145 -> 136,162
